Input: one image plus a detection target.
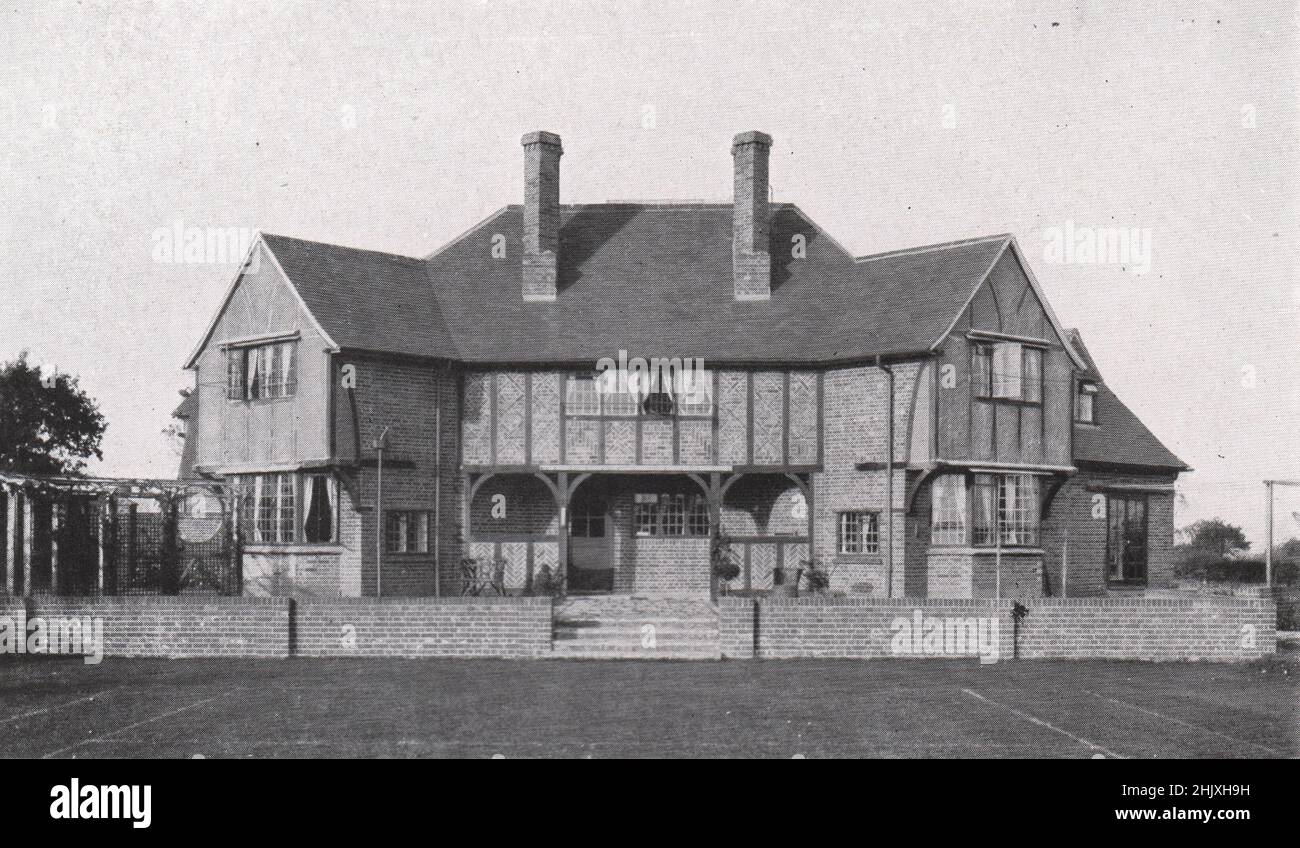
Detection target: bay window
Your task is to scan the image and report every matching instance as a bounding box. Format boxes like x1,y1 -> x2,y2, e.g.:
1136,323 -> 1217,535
971,473 -> 1039,547
930,474 -> 967,545
237,471 -> 337,545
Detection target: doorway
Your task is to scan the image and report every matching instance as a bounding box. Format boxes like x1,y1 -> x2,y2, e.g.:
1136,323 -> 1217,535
568,486 -> 613,593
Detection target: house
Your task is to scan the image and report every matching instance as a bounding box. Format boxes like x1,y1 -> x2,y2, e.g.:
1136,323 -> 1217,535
180,130 -> 1187,601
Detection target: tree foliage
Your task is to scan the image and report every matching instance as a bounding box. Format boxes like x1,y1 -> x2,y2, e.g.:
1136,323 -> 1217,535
1177,518 -> 1251,559
0,352 -> 107,475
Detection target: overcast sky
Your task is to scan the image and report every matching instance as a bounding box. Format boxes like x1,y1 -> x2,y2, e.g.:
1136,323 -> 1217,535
2,1 -> 1297,545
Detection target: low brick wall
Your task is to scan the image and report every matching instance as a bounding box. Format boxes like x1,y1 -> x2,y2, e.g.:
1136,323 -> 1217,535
1271,587 -> 1299,631
292,597 -> 553,658
730,595 -> 1276,662
719,597 -> 755,659
25,595 -> 290,658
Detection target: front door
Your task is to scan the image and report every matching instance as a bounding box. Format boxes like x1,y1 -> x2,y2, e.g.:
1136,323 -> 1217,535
568,496 -> 613,593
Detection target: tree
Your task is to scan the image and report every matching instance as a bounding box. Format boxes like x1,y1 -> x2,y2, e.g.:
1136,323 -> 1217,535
0,352 -> 107,475
1177,518 -> 1251,559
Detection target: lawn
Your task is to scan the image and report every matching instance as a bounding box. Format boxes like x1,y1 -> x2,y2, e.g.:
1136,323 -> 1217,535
2,650 -> 1296,758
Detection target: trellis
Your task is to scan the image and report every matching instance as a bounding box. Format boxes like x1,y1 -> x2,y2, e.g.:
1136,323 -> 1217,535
0,472 -> 240,596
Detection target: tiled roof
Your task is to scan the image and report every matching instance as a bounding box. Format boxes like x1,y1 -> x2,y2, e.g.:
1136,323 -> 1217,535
260,204 -> 1012,364
1067,329 -> 1187,471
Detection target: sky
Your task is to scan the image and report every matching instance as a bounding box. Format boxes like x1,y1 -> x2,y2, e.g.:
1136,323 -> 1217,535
2,1 -> 1298,546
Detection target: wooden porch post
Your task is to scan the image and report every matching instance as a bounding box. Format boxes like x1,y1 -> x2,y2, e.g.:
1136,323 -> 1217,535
557,471 -> 569,587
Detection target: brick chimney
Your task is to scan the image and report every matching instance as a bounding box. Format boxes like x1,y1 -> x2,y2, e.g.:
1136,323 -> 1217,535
521,130 -> 562,301
732,130 -> 772,300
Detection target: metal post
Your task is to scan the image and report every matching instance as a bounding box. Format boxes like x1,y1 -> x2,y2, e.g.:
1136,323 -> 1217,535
374,426 -> 390,599
1061,527 -> 1069,599
434,396 -> 442,599
994,522 -> 1002,600
97,498 -> 107,595
1265,480 -> 1273,589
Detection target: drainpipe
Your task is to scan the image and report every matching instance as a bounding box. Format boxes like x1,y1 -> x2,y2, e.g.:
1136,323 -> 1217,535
876,355 -> 894,598
374,426 -> 390,598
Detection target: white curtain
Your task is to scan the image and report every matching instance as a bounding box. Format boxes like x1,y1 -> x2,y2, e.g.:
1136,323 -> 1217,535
245,348 -> 258,398
326,476 -> 338,543
280,342 -> 293,395
302,474 -> 316,537
252,475 -> 263,542
992,342 -> 1022,399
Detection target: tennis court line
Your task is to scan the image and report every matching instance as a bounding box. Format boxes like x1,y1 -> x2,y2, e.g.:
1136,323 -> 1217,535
1083,690 -> 1288,758
961,687 -> 1126,759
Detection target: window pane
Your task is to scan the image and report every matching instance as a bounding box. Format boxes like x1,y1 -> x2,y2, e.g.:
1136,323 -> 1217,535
226,350 -> 246,400
1077,385 -> 1095,422
634,494 -> 657,536
992,342 -> 1022,399
278,474 -> 296,542
687,496 -> 710,536
973,346 -> 992,397
677,369 -> 714,416
1022,348 -> 1042,403
972,475 -> 996,545
662,495 -> 684,536
930,474 -> 966,545
565,376 -> 600,416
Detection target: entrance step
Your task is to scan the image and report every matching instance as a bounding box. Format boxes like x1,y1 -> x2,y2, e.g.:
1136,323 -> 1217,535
551,596 -> 721,660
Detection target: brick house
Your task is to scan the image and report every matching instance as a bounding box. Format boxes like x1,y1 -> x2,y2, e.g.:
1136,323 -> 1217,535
181,130 -> 1187,601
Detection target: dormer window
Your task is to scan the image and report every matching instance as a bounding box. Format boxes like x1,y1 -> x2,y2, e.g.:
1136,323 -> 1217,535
1077,380 -> 1098,423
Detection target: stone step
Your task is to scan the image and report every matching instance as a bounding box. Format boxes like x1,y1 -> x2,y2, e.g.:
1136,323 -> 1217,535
549,643 -> 721,660
550,596 -> 721,660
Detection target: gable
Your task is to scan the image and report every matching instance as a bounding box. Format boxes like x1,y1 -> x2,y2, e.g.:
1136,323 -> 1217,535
183,238 -> 336,369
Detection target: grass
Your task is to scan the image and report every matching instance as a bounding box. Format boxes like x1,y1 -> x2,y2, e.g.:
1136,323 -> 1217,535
2,650 -> 1297,758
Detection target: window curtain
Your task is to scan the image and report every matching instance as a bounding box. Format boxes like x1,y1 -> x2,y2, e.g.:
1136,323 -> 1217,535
245,348 -> 259,399
252,475 -> 264,542
992,342 -> 1022,398
280,342 -> 295,396
326,476 -> 338,543
303,474 -> 316,538
1022,348 -> 1042,402
972,474 -> 996,544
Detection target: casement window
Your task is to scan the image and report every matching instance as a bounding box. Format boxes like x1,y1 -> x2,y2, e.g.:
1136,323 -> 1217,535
227,341 -> 297,401
237,472 -> 337,545
686,496 -> 710,536
972,473 -> 1040,547
386,511 -> 431,554
974,342 -> 1042,403
838,511 -> 880,554
564,375 -> 602,416
1105,494 -> 1148,583
633,493 -> 710,537
565,368 -> 714,418
1076,381 -> 1098,423
930,474 -> 967,545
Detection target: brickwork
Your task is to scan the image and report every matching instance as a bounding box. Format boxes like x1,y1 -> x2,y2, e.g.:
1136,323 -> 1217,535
293,596 -> 552,658
718,596 -> 755,658
25,596 -> 290,658
722,595 -> 1275,661
1040,468 -> 1178,596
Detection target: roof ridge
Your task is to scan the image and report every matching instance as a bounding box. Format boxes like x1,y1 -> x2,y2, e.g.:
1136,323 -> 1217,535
262,232 -> 422,263
853,233 -> 1012,263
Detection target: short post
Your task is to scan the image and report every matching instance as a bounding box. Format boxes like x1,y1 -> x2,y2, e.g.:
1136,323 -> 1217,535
1264,481 -> 1273,589
1061,528 -> 1069,599
22,492 -> 33,597
4,487 -> 16,595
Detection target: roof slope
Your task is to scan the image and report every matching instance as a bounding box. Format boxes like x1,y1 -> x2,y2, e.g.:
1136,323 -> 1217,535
258,205 -> 1011,364
261,234 -> 458,359
1067,329 -> 1187,471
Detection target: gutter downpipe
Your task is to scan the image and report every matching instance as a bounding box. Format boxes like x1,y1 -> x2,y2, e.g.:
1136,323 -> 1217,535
876,355 -> 894,598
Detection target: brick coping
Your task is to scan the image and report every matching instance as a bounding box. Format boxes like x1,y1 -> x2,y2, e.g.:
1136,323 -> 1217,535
738,595 -> 1274,609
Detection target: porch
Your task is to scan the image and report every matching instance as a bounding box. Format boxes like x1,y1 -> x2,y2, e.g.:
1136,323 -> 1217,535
462,467 -> 815,598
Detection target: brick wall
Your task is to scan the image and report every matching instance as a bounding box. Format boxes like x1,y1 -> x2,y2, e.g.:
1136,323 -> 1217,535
1040,468 -> 1178,596
813,363 -> 919,597
292,597 -> 552,657
335,353 -> 461,597
728,595 -> 1275,661
719,596 -> 755,658
25,596 -> 290,658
